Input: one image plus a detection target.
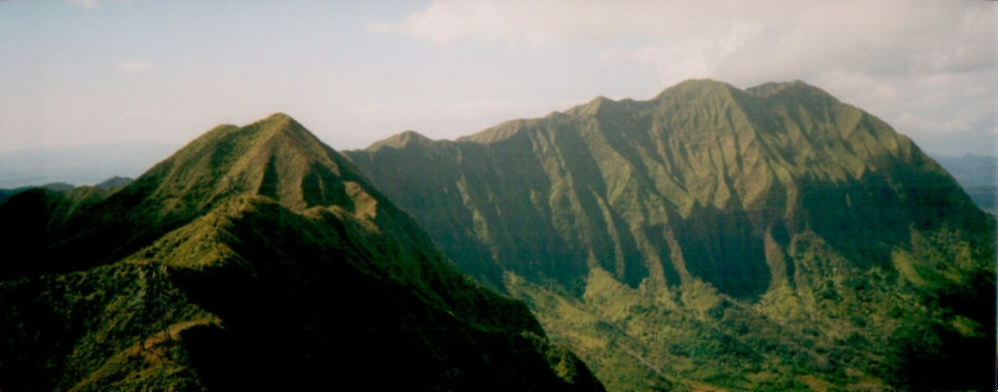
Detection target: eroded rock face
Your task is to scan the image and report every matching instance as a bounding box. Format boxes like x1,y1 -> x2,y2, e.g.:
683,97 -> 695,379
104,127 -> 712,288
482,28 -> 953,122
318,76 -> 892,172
346,79 -> 995,391
347,79 -> 979,299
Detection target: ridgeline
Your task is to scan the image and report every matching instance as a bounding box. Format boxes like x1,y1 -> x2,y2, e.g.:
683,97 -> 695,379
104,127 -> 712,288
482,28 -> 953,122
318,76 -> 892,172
0,113 -> 605,391
346,79 -> 996,391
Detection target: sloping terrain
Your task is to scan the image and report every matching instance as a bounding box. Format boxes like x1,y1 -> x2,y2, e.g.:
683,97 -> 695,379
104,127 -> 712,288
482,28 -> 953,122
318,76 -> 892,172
0,114 -> 604,391
346,80 -> 996,391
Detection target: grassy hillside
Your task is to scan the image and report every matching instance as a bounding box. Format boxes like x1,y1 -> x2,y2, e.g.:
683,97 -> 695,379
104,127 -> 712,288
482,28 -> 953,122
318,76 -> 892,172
346,79 -> 996,391
0,114 -> 605,391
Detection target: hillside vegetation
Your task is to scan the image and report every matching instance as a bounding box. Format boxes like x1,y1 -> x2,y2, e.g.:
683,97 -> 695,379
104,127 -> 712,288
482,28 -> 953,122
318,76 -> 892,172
0,114 -> 604,391
346,80 -> 996,391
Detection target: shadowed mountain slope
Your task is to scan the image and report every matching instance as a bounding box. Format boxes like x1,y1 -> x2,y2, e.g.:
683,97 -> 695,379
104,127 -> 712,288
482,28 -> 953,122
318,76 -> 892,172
0,114 -> 605,391
345,80 -> 995,391
347,80 -> 982,297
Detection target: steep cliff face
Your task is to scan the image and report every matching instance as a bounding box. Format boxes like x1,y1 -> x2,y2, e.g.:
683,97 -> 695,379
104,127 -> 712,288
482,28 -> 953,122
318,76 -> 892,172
0,114 -> 605,392
346,80 -> 995,390
348,80 -> 979,298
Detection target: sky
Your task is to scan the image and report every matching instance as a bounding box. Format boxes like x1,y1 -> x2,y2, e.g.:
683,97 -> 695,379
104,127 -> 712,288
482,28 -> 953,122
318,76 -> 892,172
1,0 -> 996,157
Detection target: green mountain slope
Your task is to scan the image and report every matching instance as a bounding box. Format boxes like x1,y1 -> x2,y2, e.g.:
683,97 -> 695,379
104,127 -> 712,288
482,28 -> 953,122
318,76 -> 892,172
345,80 -> 996,391
0,114 -> 605,391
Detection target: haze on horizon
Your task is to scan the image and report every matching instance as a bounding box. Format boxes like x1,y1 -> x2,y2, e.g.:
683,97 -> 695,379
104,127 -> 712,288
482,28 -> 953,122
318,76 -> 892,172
2,0 -> 995,157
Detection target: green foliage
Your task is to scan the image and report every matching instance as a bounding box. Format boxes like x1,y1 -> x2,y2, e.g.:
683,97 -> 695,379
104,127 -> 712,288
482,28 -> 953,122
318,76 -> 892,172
0,114 -> 605,391
0,261 -> 211,391
346,79 -> 996,391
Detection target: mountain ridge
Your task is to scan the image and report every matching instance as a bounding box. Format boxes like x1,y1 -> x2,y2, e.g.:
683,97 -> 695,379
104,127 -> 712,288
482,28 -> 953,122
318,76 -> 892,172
0,114 -> 606,391
346,79 -> 973,296
344,79 -> 995,391
1,78 -> 991,390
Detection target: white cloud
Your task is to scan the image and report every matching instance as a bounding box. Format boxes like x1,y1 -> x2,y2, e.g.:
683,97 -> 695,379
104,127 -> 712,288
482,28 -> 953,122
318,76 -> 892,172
69,0 -> 134,8
69,0 -> 100,8
367,1 -> 629,49
113,60 -> 151,72
371,0 -> 997,155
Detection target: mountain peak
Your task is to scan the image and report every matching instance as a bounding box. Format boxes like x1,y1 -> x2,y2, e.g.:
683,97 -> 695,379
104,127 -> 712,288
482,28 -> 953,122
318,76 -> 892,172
650,78 -> 741,106
661,78 -> 736,93
0,114 -> 607,391
564,96 -> 618,116
367,130 -> 435,151
247,112 -> 317,142
745,80 -> 838,103
351,77 -> 974,297
127,113 -> 369,215
264,112 -> 293,121
673,78 -> 735,89
344,78 -> 993,391
259,112 -> 300,129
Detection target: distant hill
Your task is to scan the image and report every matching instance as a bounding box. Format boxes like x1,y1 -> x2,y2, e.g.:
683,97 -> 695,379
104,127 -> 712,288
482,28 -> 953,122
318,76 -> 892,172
0,178 -> 131,202
931,154 -> 997,213
0,142 -> 177,189
0,182 -> 77,202
94,176 -> 134,190
346,79 -> 996,391
0,114 -> 604,391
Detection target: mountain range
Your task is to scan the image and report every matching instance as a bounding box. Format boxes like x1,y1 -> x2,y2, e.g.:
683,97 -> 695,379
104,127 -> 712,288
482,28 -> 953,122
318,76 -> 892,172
0,114 -> 603,391
1,79 -> 993,391
344,79 -> 995,391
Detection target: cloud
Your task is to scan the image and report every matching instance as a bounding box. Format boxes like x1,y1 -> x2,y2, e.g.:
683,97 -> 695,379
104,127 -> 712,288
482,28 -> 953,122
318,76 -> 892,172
372,0 -> 993,82
69,0 -> 134,8
113,60 -> 151,72
370,0 -> 997,155
69,0 -> 100,7
367,1 -> 634,49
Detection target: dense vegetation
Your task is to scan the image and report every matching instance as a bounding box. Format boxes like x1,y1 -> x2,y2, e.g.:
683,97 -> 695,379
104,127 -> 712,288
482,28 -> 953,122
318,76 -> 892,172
346,80 -> 996,391
2,79 -> 991,391
0,114 -> 604,391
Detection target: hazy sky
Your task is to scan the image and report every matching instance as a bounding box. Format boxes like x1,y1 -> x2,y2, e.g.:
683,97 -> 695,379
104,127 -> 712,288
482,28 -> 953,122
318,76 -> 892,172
2,0 -> 995,156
